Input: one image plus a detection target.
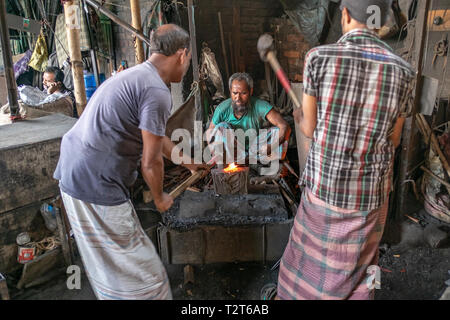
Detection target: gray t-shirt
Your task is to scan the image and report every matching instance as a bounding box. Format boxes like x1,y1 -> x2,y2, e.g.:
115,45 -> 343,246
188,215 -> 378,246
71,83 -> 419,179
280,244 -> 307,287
53,61 -> 171,205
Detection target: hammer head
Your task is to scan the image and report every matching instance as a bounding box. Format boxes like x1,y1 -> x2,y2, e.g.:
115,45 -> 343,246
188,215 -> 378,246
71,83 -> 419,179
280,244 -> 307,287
257,33 -> 275,62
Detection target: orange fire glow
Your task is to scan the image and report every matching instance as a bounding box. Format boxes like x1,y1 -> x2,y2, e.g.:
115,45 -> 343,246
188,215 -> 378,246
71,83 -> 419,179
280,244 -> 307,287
224,162 -> 239,173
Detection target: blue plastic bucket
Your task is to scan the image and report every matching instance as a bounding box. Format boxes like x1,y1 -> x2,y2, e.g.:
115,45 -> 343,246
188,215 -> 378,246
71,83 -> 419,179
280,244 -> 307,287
84,73 -> 107,101
84,73 -> 96,88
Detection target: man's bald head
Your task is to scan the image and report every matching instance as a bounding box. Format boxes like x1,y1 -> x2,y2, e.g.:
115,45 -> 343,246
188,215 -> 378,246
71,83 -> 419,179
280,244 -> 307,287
150,24 -> 190,57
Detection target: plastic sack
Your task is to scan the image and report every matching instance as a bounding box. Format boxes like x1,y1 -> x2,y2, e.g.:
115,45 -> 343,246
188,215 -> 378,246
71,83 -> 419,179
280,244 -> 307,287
18,85 -> 70,106
279,0 -> 330,46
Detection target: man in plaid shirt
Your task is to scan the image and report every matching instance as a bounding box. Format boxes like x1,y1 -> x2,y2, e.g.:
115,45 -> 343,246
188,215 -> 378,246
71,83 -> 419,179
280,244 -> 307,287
277,0 -> 415,300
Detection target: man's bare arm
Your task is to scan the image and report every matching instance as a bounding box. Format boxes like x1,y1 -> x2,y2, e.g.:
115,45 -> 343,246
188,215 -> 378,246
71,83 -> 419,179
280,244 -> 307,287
141,130 -> 173,212
265,109 -> 291,144
293,93 -> 317,139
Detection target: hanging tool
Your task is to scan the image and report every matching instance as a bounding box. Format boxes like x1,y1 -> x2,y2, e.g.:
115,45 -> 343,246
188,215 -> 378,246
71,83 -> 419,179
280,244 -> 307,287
432,34 -> 448,67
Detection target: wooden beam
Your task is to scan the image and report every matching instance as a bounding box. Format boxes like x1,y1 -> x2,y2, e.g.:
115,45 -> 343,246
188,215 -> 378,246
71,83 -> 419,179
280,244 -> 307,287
183,264 -> 195,285
187,0 -> 201,121
130,0 -> 145,64
395,0 -> 431,220
64,0 -> 87,116
0,2 -> 19,117
428,10 -> 450,31
6,14 -> 40,34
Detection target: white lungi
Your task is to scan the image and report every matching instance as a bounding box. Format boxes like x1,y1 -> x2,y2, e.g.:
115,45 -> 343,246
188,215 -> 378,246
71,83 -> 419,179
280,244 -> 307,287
61,190 -> 172,300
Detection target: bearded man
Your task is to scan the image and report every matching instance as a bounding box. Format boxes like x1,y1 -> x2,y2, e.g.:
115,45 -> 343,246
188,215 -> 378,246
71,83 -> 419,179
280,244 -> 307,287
207,72 -> 291,167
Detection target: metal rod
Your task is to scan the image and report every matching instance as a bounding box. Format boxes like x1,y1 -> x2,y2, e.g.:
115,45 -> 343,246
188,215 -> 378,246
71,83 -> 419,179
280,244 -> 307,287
85,0 -> 150,46
0,0 -> 19,117
395,0 -> 431,220
187,0 -> 201,121
82,0 -> 100,87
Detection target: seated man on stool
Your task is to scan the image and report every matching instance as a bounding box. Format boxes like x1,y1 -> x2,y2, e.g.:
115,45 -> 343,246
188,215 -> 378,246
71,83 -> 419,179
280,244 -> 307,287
207,72 -> 291,173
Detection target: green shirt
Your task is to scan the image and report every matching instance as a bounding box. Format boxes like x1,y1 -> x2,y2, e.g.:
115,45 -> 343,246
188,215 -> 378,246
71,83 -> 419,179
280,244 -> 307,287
212,97 -> 273,131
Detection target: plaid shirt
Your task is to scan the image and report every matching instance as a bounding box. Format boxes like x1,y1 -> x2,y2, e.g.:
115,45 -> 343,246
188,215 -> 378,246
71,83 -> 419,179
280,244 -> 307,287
300,29 -> 415,211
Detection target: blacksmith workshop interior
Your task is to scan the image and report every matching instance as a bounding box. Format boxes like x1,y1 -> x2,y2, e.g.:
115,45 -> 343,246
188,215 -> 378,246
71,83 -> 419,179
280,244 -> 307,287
0,0 -> 449,301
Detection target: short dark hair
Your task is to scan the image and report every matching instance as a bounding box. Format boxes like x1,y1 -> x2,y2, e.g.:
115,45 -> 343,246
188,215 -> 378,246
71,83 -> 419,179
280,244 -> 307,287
44,66 -> 64,83
150,24 -> 190,56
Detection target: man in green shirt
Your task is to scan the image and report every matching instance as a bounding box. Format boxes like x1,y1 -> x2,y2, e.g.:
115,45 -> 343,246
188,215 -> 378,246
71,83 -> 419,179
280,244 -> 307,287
207,73 -> 290,166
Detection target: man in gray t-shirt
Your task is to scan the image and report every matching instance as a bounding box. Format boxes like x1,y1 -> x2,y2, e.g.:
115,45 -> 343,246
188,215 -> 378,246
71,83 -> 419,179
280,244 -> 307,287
54,24 -> 203,300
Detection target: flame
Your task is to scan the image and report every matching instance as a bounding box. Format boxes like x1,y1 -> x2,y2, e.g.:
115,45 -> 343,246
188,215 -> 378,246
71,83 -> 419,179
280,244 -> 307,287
224,162 -> 239,173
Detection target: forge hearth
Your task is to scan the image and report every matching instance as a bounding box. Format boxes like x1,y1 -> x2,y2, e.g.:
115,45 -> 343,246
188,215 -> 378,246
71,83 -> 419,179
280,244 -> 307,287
158,185 -> 293,265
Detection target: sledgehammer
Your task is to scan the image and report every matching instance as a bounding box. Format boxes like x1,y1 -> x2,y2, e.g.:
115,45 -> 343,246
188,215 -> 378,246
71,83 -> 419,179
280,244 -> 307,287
257,34 -> 302,110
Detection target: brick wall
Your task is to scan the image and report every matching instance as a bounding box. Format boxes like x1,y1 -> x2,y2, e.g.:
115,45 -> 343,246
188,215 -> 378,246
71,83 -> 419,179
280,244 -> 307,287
109,1 -> 310,87
196,0 -> 284,92
111,0 -> 156,67
271,18 -> 312,83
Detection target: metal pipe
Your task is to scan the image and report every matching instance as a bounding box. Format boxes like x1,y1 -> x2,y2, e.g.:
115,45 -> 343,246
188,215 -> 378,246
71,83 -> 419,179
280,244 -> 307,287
187,0 -> 201,121
85,0 -> 150,46
395,0 -> 431,220
0,0 -> 19,117
82,0 -> 100,88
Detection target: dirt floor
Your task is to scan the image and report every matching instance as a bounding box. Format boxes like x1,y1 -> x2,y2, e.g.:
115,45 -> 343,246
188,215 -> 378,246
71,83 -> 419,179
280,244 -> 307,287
8,226 -> 450,301
7,250 -> 450,300
377,246 -> 450,300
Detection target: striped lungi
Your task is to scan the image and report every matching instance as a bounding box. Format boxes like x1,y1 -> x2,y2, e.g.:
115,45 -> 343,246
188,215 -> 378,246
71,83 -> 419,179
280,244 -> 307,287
61,191 -> 172,300
277,188 -> 388,300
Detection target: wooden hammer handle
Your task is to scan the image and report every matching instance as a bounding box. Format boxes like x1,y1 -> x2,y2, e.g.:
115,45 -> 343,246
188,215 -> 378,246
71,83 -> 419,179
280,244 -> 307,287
266,51 -> 302,109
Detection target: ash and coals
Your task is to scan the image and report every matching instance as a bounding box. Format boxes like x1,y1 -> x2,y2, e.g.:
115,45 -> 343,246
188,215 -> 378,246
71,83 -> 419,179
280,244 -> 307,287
162,190 -> 290,230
